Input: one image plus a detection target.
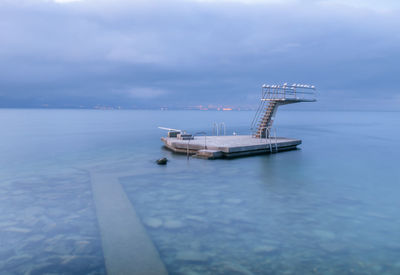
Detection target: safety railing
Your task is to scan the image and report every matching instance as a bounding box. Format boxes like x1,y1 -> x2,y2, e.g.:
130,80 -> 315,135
261,83 -> 316,101
250,87 -> 269,132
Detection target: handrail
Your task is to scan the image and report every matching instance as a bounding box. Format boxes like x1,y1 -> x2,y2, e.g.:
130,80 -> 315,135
259,127 -> 279,153
262,85 -> 316,101
250,87 -> 268,131
266,128 -> 272,153
273,128 -> 278,152
250,100 -> 262,130
187,138 -> 191,159
212,122 -> 218,136
213,122 -> 226,136
219,122 -> 226,136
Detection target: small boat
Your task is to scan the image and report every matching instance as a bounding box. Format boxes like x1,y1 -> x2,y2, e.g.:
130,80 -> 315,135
156,157 -> 168,165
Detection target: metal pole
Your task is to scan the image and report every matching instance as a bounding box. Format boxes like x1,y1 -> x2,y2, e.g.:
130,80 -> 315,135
187,139 -> 191,159
195,131 -> 207,150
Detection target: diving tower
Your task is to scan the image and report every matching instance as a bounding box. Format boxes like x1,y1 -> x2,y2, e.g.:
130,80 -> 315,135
160,83 -> 317,159
251,83 -> 316,138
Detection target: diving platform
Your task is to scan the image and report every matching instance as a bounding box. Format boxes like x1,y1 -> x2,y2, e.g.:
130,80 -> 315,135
160,83 -> 316,159
161,135 -> 301,159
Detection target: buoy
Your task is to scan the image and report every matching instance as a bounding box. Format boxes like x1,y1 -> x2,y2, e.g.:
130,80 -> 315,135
156,157 -> 168,165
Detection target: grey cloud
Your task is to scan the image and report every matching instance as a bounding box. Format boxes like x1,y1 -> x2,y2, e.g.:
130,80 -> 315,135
0,0 -> 399,109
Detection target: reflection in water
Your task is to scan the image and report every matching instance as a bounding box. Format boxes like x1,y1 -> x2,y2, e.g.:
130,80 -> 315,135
0,109 -> 399,274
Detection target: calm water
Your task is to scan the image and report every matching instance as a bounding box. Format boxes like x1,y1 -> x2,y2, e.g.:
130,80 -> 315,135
0,109 -> 399,274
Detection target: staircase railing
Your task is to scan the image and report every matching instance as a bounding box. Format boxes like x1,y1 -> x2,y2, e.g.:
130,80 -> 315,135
262,84 -> 316,101
250,87 -> 268,132
253,101 -> 277,138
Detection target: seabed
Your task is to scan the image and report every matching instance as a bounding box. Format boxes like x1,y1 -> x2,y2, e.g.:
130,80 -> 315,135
162,135 -> 301,159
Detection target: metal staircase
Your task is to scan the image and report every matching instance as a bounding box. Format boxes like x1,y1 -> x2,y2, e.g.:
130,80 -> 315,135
251,83 -> 316,138
254,101 -> 278,138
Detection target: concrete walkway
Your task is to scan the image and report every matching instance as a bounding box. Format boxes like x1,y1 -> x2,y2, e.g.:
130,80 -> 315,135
162,135 -> 301,158
90,172 -> 167,275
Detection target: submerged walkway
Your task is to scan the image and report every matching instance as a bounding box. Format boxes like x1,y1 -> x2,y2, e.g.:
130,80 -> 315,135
90,172 -> 167,275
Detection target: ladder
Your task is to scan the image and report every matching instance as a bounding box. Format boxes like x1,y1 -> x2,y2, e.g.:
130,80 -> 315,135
264,128 -> 279,153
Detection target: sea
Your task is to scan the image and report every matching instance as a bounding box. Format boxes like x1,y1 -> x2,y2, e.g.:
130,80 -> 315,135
0,109 -> 399,274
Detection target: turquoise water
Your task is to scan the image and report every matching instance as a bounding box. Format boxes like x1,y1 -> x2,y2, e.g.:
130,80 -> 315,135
0,109 -> 399,274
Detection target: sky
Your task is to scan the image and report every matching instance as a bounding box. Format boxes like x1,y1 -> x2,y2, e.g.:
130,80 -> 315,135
0,0 -> 399,110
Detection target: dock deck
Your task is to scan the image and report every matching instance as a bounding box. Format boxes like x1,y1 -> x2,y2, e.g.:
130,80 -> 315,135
161,135 -> 301,159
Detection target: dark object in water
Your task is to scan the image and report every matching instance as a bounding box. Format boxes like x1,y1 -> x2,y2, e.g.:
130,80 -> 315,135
156,157 -> 168,165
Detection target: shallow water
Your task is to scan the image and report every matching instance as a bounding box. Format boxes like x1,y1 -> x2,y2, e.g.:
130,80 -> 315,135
0,109 -> 399,274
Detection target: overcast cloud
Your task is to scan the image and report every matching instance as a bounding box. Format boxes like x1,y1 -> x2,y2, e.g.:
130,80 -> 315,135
0,0 -> 399,109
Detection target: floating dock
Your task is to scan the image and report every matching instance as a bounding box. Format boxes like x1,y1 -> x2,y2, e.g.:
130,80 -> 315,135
160,83 -> 316,159
162,135 -> 301,159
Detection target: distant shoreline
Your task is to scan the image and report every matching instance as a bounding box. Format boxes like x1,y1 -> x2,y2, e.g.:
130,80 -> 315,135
0,107 -> 398,112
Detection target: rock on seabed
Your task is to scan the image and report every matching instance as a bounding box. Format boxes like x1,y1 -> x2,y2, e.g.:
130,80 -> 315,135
164,220 -> 185,229
225,199 -> 243,205
217,261 -> 254,275
175,251 -> 209,263
313,230 -> 336,240
143,217 -> 163,229
254,245 -> 278,254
